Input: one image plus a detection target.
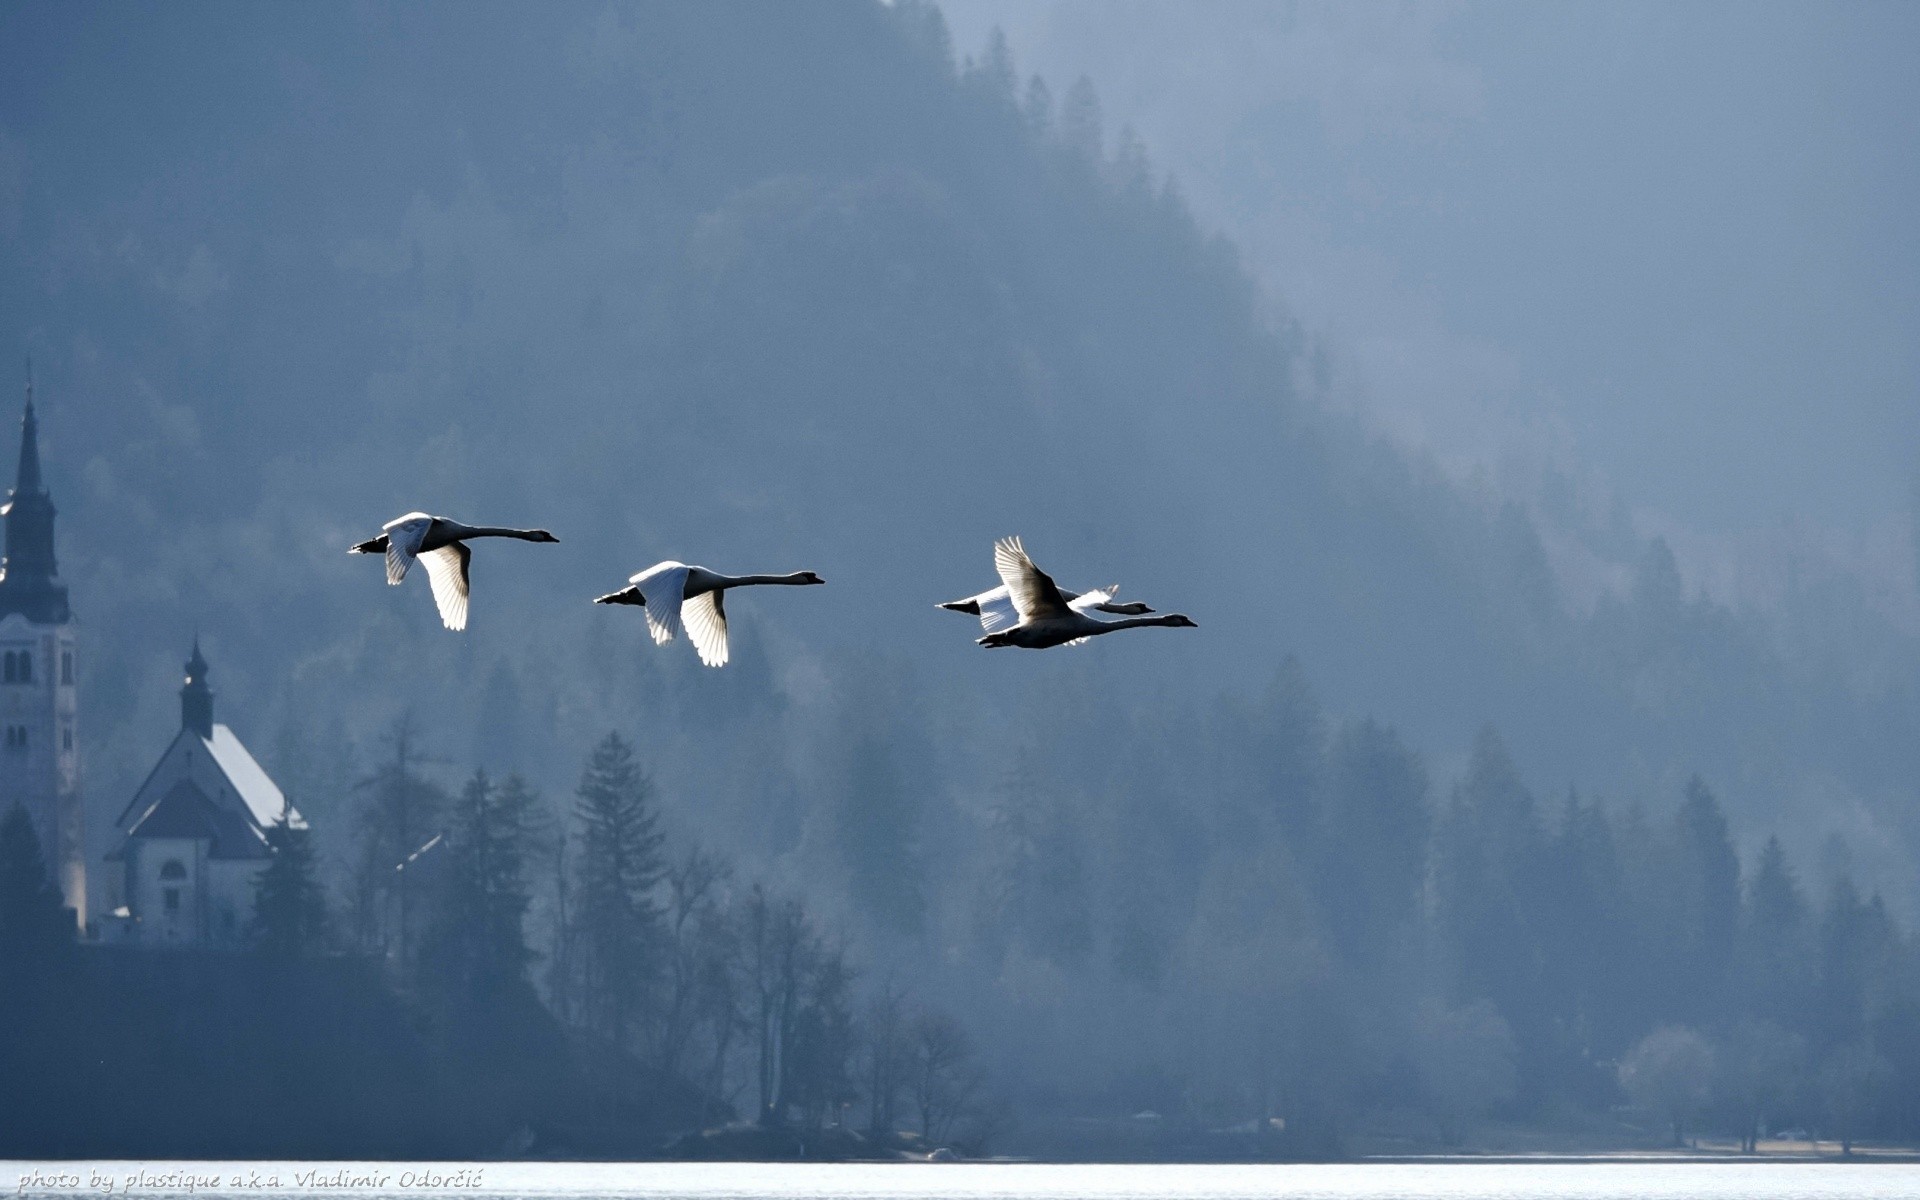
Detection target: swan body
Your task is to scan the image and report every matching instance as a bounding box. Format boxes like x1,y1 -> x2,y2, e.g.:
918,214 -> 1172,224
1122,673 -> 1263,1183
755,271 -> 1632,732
594,561 -> 824,667
350,511 -> 558,631
975,536 -> 1196,650
941,582 -> 1153,635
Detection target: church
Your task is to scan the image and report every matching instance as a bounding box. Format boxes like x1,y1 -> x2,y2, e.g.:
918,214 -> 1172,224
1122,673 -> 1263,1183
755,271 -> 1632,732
0,376 -> 85,927
0,372 -> 305,947
104,639 -> 304,947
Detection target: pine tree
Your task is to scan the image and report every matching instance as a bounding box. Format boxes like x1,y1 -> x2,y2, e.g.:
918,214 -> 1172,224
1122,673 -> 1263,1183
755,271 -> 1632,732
1318,718 -> 1429,972
424,770 -> 540,997
569,732 -> 666,1046
252,809 -> 327,957
0,805 -> 72,965
1434,727 -> 1545,1028
1741,835 -> 1811,1027
1673,777 -> 1741,1018
1060,75 -> 1103,161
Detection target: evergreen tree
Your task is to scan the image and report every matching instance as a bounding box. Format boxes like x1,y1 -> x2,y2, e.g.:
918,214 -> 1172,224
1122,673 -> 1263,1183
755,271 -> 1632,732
1319,718 -> 1429,972
423,770 -> 540,997
1816,874 -> 1892,1049
1672,777 -> 1741,1018
252,809 -> 328,957
1022,75 -> 1053,135
0,805 -> 77,1156
970,27 -> 1016,103
0,805 -> 71,965
569,732 -> 666,1046
1538,791 -> 1631,1060
1741,835 -> 1812,1027
1060,75 -> 1103,161
1434,727 -> 1546,1039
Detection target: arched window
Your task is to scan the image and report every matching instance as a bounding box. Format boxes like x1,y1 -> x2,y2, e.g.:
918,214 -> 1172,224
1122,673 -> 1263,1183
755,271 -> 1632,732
3,652 -> 14,684
61,651 -> 72,686
159,860 -> 187,881
18,651 -> 31,684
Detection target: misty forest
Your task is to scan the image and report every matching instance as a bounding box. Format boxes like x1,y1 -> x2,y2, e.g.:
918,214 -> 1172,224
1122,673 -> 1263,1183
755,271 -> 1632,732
2,1 -> 1918,1161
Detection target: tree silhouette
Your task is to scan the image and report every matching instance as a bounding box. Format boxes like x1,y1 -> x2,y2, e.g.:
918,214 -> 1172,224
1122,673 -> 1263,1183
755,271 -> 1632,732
569,733 -> 666,1047
252,809 -> 327,958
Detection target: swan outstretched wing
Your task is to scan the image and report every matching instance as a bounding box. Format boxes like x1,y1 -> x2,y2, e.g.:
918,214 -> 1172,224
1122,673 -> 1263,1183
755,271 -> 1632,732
973,587 -> 1021,633
1069,587 -> 1115,612
994,537 -> 1072,623
683,589 -> 730,668
973,582 -> 1107,631
419,542 -> 471,632
381,514 -> 433,585
629,562 -> 689,646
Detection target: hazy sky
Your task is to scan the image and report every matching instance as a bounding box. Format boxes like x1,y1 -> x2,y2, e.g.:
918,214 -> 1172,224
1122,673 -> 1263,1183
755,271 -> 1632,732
940,0 -> 1919,603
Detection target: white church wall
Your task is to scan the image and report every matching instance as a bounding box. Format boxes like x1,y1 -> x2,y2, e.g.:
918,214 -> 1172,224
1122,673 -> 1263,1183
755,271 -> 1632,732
128,835 -> 206,945
0,614 -> 79,906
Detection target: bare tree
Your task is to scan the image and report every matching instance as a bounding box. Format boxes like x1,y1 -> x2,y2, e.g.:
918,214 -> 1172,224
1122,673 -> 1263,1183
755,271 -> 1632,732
862,981 -> 913,1138
745,885 -> 807,1126
657,845 -> 729,1077
1620,1026 -> 1715,1146
911,1010 -> 979,1143
351,714 -> 447,969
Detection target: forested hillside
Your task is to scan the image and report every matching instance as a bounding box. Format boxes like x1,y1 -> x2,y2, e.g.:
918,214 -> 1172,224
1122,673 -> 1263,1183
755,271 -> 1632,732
0,0 -> 1916,1155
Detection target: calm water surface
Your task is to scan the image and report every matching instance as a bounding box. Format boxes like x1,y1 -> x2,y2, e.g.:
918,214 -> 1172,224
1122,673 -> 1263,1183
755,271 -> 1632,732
8,1162 -> 1920,1200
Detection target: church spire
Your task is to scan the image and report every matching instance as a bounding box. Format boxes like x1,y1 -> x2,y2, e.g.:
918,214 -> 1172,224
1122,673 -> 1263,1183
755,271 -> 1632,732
181,636 -> 214,739
0,362 -> 69,624
16,359 -> 44,496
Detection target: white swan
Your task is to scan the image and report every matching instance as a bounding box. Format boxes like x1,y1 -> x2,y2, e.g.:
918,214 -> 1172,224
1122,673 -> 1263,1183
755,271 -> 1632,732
940,582 -> 1153,636
350,511 -> 559,631
594,561 -> 825,667
975,536 -> 1196,650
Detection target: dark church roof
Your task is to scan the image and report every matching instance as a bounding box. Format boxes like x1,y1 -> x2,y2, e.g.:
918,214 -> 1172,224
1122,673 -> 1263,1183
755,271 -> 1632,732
0,372 -> 71,625
115,778 -> 270,861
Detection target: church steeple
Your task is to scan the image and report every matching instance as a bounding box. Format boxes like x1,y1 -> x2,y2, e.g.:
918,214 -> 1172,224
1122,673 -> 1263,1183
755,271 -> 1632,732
16,365 -> 44,495
181,637 -> 214,739
0,363 -> 70,624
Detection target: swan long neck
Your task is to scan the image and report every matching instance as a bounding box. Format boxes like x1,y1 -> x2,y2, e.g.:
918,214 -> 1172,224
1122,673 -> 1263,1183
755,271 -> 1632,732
449,524 -> 550,541
1097,614 -> 1190,633
720,572 -> 817,587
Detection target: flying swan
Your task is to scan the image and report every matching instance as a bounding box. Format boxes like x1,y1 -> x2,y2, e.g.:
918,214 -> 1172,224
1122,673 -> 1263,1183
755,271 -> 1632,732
350,512 -> 559,632
939,581 -> 1154,637
594,561 -> 825,667
975,536 -> 1195,649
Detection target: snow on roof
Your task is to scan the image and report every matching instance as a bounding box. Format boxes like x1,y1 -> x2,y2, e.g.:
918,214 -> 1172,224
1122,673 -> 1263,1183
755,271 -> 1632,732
203,724 -> 304,831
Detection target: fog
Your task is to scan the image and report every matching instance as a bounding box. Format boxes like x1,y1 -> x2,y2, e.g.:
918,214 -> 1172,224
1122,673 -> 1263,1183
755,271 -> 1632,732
0,0 -> 1915,1160
943,0 -> 1920,611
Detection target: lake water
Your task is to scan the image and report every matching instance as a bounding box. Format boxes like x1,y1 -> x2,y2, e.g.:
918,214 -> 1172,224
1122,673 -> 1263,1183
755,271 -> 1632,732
7,1162 -> 1920,1200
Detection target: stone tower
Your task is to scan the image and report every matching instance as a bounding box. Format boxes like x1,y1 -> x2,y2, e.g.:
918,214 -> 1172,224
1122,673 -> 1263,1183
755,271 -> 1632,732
0,368 -> 82,927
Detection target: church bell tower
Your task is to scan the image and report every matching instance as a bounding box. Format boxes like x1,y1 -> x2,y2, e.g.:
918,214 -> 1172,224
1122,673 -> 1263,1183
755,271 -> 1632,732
0,365 -> 83,927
